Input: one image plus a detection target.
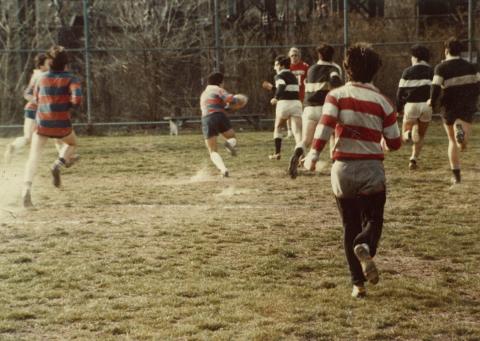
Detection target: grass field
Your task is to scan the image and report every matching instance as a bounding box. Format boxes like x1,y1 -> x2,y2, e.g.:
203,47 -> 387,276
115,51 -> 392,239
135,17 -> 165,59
0,121 -> 479,340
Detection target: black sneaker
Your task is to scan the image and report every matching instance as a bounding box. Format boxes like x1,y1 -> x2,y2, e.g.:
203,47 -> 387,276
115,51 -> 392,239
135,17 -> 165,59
51,162 -> 62,188
221,170 -> 229,178
288,147 -> 303,179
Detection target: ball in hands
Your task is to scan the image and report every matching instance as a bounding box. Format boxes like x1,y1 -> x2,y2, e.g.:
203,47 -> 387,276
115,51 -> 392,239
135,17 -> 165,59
227,94 -> 248,111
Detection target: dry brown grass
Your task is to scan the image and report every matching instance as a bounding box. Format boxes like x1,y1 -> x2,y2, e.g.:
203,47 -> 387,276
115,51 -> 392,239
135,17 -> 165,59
0,121 -> 479,340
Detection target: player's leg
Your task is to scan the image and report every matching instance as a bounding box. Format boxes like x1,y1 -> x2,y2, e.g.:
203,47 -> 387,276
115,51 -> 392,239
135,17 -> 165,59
454,118 -> 472,151
286,117 -> 293,138
203,114 -> 228,177
205,137 -> 228,177
4,118 -> 36,163
220,116 -> 237,156
443,123 -> 462,184
51,131 -> 78,188
22,132 -> 48,207
271,113 -> 286,160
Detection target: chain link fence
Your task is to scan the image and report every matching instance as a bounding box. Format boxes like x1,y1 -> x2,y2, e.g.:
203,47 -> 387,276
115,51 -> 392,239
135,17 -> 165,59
0,0 -> 478,134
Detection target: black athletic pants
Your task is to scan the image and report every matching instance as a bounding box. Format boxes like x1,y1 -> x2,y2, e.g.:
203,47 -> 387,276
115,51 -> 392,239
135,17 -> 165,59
335,191 -> 386,285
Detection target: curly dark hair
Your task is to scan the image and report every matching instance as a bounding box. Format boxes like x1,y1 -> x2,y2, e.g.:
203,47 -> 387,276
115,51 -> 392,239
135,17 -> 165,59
275,55 -> 291,69
207,72 -> 224,86
444,37 -> 463,56
316,43 -> 335,62
343,43 -> 382,83
47,45 -> 68,71
410,44 -> 430,62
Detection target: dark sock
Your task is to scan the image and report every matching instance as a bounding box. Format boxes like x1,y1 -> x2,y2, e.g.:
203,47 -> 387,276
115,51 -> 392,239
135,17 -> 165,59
452,169 -> 461,183
274,138 -> 282,154
58,157 -> 66,165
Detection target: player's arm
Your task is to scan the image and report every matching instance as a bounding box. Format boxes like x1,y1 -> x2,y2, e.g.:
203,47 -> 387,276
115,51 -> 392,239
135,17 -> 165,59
382,109 -> 401,151
69,77 -> 83,108
396,69 -> 408,112
329,66 -> 343,89
304,94 -> 339,169
23,75 -> 36,102
429,65 -> 443,107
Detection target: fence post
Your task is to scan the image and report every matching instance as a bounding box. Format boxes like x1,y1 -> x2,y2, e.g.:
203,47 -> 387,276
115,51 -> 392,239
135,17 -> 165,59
343,0 -> 349,56
468,0 -> 476,62
82,0 -> 93,131
214,0 -> 222,72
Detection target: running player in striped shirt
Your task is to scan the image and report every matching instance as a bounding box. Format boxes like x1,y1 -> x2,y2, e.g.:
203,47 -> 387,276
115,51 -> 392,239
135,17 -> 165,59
269,55 -> 303,160
4,54 -> 48,163
200,72 -> 240,178
304,44 -> 401,298
396,44 -> 433,170
22,46 -> 82,207
428,37 -> 480,185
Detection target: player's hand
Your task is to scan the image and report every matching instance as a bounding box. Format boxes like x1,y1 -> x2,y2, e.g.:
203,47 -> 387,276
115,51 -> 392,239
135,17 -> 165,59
380,137 -> 390,151
270,98 -> 278,106
262,81 -> 273,91
303,150 -> 320,171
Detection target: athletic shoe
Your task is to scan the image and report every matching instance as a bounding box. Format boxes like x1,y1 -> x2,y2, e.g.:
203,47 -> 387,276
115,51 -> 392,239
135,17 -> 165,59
51,161 -> 62,188
353,243 -> 379,285
269,153 -> 281,160
288,147 -> 303,179
221,170 -> 229,178
4,144 -> 13,164
351,284 -> 367,298
408,159 -> 417,170
64,154 -> 80,168
224,141 -> 237,157
22,188 -> 33,208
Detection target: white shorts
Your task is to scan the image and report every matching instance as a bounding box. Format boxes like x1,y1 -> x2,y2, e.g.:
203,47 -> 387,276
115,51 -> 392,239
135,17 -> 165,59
276,100 -> 302,120
303,106 -> 323,122
403,102 -> 432,123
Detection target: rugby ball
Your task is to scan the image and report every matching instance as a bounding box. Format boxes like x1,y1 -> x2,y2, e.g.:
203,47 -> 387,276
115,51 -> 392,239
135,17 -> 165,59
228,94 -> 248,111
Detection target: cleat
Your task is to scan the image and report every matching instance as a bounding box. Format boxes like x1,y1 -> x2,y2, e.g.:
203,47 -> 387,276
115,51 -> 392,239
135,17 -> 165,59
64,154 -> 80,168
224,141 -> 237,156
351,284 -> 367,298
221,170 -> 229,178
354,243 -> 379,285
22,189 -> 33,208
288,147 -> 303,179
269,153 -> 281,160
408,159 -> 417,170
51,162 -> 62,188
4,144 -> 14,164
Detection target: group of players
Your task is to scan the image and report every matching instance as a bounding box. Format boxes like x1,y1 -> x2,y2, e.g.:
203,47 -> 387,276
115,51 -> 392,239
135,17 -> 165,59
4,46 -> 82,207
4,38 -> 478,298
199,37 -> 479,297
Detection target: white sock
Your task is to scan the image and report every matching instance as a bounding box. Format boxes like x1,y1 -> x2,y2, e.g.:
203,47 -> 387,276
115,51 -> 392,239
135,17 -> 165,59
12,137 -> 28,150
226,138 -> 237,148
210,152 -> 227,172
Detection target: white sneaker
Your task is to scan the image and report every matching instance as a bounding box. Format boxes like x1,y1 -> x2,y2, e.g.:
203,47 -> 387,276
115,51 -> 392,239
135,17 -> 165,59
353,243 -> 379,285
351,284 -> 366,298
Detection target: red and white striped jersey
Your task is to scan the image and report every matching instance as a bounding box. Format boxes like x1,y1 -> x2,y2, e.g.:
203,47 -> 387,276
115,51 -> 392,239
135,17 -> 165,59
312,82 -> 401,160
